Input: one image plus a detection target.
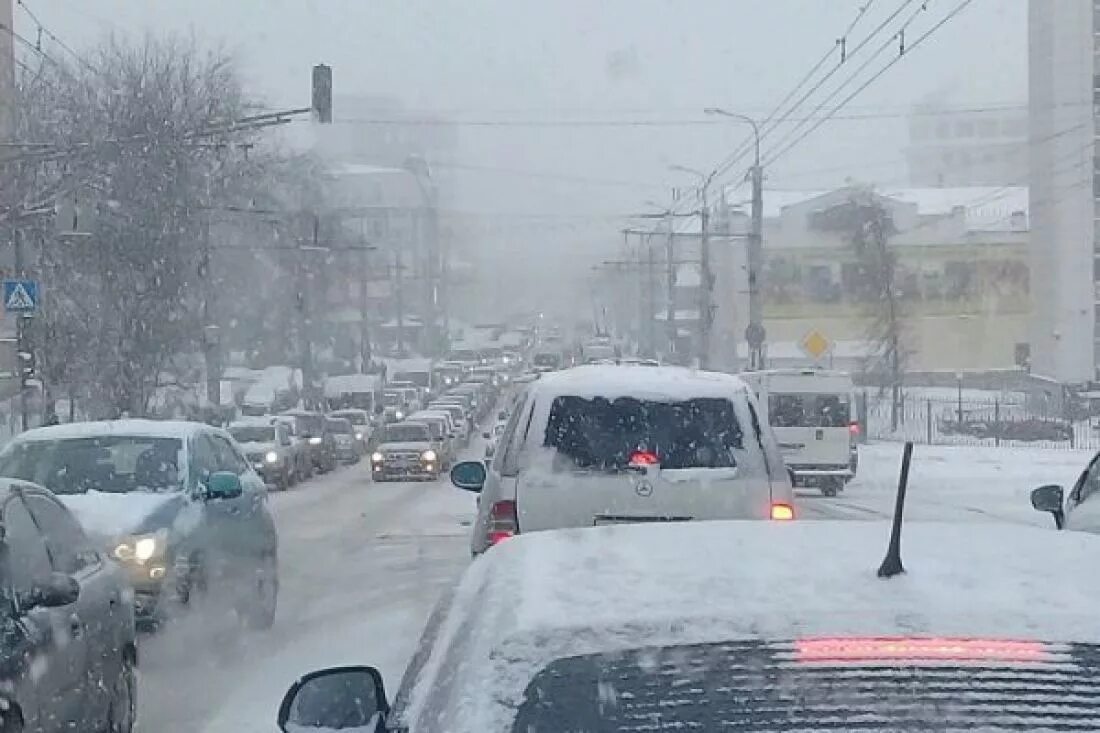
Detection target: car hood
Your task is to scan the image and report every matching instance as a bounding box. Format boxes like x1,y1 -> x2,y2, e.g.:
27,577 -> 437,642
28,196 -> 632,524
59,491 -> 191,539
238,440 -> 277,454
378,441 -> 432,452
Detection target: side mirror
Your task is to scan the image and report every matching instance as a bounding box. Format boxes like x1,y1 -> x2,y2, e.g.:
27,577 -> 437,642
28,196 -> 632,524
1031,484 -> 1066,529
278,666 -> 388,732
450,461 -> 487,493
206,471 -> 243,500
19,572 -> 80,610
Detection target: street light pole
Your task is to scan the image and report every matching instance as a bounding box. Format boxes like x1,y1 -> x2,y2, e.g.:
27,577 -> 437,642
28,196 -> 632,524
704,107 -> 766,369
669,165 -> 719,369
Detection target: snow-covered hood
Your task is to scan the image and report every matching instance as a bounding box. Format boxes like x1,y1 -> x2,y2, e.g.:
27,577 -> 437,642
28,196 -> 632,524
377,441 -> 432,452
59,490 -> 191,539
238,440 -> 277,455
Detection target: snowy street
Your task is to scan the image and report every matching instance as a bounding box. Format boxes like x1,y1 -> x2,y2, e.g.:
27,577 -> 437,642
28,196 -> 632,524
130,438 -> 1097,732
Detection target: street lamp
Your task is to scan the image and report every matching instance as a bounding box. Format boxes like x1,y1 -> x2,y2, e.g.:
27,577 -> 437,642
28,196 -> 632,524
668,164 -> 720,368
703,107 -> 761,169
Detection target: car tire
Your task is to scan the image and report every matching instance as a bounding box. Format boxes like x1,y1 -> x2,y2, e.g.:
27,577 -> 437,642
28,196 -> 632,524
243,555 -> 278,630
103,653 -> 136,733
821,480 -> 840,498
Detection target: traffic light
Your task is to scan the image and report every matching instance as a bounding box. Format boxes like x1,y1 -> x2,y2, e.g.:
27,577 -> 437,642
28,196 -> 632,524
312,64 -> 332,124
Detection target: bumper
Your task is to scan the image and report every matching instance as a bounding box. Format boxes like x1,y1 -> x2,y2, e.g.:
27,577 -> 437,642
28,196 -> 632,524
371,463 -> 439,480
788,465 -> 854,485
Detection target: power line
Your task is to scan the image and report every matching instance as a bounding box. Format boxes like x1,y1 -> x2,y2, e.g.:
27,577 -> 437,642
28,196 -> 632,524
16,0 -> 96,74
764,0 -> 979,169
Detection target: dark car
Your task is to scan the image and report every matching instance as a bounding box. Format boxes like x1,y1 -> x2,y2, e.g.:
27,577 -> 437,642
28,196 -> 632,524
0,420 -> 279,630
1,479 -> 137,732
283,410 -> 338,474
326,417 -> 362,464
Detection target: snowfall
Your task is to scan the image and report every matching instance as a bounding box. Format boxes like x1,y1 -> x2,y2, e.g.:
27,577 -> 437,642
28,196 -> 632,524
125,436 -> 1096,732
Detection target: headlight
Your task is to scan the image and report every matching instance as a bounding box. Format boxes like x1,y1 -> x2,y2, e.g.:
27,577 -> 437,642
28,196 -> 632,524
308,436 -> 322,445
114,532 -> 162,563
265,450 -> 279,463
395,410 -> 404,420
421,449 -> 437,463
371,451 -> 385,463
444,377 -> 453,385
355,432 -> 364,440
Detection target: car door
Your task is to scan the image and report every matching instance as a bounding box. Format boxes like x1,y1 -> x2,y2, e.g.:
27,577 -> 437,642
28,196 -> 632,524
1066,453 -> 1100,531
209,432 -> 273,570
23,490 -> 120,728
3,493 -> 88,732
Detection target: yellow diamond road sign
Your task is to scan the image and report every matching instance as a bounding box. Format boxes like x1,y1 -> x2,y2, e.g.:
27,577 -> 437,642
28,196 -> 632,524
800,329 -> 833,361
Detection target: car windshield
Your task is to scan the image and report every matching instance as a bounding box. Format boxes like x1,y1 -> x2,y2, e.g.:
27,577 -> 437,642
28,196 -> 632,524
393,371 -> 430,388
0,436 -> 183,494
383,393 -> 402,406
291,414 -> 324,436
511,641 -> 1100,731
533,353 -> 561,367
230,426 -> 276,443
326,419 -> 352,434
381,426 -> 430,443
544,395 -> 742,470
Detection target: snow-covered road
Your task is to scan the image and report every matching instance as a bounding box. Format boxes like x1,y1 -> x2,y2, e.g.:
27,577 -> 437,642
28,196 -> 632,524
134,440 -> 1095,731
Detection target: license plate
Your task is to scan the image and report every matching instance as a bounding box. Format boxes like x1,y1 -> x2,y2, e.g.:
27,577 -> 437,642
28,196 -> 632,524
594,516 -> 691,526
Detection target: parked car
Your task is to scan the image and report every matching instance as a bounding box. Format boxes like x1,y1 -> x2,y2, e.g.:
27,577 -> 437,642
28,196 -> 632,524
272,414 -> 315,482
0,420 -> 280,629
326,417 -> 362,464
282,409 -> 337,474
228,417 -> 298,490
277,520 -> 1100,731
369,422 -> 441,481
329,408 -> 373,453
451,364 -> 793,555
0,479 -> 138,733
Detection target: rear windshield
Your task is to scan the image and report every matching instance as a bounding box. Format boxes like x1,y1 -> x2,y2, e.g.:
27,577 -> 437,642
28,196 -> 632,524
533,353 -> 561,367
381,425 -> 430,443
512,640 -> 1100,731
544,396 -> 742,470
769,393 -> 850,428
393,371 -> 430,388
0,436 -> 183,494
229,426 -> 275,443
326,419 -> 352,434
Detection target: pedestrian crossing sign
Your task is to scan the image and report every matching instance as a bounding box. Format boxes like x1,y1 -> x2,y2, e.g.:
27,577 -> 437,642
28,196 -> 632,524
3,280 -> 38,314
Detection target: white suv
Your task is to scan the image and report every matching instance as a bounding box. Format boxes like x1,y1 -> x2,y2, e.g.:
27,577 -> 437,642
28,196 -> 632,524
450,364 -> 794,555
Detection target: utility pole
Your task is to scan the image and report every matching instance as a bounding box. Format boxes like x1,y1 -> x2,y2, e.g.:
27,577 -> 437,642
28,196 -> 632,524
199,218 -> 222,414
698,183 -> 712,369
394,248 -> 405,355
645,234 -> 657,358
359,243 -> 372,372
13,228 -> 26,430
665,215 -> 676,359
296,214 -> 317,409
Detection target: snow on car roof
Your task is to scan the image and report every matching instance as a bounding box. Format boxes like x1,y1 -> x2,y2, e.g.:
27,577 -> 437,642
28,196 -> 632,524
12,419 -> 205,443
323,373 -> 382,398
227,416 -> 279,428
530,364 -> 750,402
402,520 -> 1100,730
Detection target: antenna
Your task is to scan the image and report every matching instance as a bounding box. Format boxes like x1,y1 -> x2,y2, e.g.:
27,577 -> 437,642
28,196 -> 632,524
877,441 -> 913,578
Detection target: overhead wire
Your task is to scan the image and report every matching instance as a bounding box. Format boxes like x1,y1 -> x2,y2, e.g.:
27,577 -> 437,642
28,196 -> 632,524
15,0 -> 97,74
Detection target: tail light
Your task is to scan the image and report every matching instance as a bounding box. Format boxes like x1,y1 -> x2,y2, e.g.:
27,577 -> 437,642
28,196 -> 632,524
487,499 -> 518,545
849,421 -> 861,438
628,450 -> 659,467
770,502 -> 795,521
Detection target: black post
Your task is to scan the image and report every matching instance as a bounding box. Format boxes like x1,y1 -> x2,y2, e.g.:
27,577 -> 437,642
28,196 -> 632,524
926,400 -> 932,445
994,399 -> 1000,447
877,441 -> 913,579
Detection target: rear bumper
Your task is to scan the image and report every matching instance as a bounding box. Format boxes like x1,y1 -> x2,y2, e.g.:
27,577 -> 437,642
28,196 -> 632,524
788,465 -> 853,485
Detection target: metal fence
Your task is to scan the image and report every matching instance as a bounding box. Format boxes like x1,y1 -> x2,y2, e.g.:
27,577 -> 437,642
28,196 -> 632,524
864,392 -> 1099,450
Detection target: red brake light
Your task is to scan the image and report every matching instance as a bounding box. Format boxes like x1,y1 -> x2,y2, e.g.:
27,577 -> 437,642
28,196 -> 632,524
629,450 -> 659,466
796,637 -> 1050,664
770,503 -> 795,521
487,500 -> 518,545
849,421 -> 861,437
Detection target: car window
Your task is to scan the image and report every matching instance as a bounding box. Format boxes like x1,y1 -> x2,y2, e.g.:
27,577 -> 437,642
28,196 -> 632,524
0,435 -> 183,495
4,496 -> 53,596
1075,455 -> 1100,504
496,391 -> 530,476
211,434 -> 249,475
23,493 -> 98,575
191,433 -> 220,483
768,393 -> 851,428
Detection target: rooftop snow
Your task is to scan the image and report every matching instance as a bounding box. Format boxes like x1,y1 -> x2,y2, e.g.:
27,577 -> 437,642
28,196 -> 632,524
14,419 -> 205,443
529,365 -> 749,402
401,520 -> 1100,731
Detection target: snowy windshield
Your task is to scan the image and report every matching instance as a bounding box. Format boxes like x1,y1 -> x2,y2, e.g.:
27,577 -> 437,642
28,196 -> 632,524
0,437 -> 183,495
230,426 -> 276,444
380,425 -> 430,443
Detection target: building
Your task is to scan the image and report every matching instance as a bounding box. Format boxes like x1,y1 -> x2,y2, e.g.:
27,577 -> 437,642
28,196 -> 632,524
906,101 -> 1027,187
1028,0 -> 1096,384
712,184 -> 1030,373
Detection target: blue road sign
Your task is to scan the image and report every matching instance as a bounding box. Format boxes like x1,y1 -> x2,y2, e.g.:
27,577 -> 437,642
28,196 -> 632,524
3,280 -> 39,314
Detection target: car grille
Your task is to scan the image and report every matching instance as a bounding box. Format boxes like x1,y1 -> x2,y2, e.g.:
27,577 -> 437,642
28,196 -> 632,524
384,451 -> 421,464
513,640 -> 1100,731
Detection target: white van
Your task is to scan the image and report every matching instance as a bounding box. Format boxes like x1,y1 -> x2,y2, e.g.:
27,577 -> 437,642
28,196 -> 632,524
449,364 -> 794,555
739,368 -> 858,496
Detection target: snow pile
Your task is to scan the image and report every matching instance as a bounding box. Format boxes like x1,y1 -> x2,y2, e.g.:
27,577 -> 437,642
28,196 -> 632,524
400,520 -> 1100,731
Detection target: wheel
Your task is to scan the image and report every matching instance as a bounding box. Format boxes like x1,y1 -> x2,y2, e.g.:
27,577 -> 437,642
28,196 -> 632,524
242,555 -> 278,630
287,465 -> 298,487
103,653 -> 136,733
174,556 -> 206,607
821,479 -> 841,498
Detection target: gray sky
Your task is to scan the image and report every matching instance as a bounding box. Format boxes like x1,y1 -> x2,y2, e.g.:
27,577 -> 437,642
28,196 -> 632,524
17,0 -> 1026,312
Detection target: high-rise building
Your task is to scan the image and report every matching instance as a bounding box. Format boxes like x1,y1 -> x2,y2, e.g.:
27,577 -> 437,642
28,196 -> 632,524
906,103 -> 1027,188
1028,0 -> 1097,383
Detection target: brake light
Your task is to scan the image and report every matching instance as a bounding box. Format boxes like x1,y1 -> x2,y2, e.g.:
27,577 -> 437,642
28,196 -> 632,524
849,421 -> 861,437
796,637 -> 1050,664
629,450 -> 659,467
770,503 -> 795,521
487,500 -> 518,545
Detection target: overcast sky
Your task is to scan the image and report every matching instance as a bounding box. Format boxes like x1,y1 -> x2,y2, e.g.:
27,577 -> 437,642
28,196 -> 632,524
16,0 -> 1027,311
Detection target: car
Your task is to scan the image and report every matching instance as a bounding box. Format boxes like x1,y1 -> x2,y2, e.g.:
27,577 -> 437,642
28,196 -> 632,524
740,368 -> 858,496
272,414 -> 315,482
381,390 -> 409,424
450,364 -> 793,555
369,422 -> 441,481
228,417 -> 298,489
0,420 -> 280,629
407,410 -> 457,468
329,408 -> 373,453
427,402 -> 470,447
1031,449 -> 1100,533
276,519 -> 1100,731
0,479 -> 137,733
282,409 -> 338,474
326,416 -> 362,464
483,422 -> 506,460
